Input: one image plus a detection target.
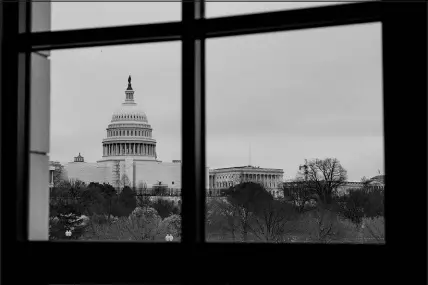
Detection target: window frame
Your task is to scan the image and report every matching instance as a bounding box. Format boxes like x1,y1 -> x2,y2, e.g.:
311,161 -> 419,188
1,1 -> 427,284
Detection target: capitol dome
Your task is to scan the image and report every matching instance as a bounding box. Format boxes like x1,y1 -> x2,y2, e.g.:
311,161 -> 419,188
100,75 -> 157,162
111,104 -> 148,123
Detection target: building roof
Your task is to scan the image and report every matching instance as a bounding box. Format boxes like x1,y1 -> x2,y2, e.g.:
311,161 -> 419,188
210,165 -> 283,173
370,175 -> 385,184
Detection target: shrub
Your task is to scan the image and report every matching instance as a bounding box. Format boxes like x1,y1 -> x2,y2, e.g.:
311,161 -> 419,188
151,199 -> 180,219
159,214 -> 181,237
118,186 -> 137,216
83,207 -> 162,241
49,212 -> 87,240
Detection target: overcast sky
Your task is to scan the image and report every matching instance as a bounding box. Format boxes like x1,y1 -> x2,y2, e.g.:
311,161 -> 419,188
48,1 -> 384,181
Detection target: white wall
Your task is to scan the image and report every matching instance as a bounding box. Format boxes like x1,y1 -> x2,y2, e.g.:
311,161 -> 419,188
64,162 -> 111,185
134,160 -> 181,188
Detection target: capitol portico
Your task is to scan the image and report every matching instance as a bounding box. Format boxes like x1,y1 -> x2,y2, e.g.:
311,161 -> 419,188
209,166 -> 284,198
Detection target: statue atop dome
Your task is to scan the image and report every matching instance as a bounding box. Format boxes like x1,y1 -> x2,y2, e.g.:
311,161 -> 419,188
127,75 -> 133,90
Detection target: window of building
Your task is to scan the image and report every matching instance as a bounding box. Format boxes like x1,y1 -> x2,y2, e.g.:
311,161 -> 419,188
3,1 -> 426,284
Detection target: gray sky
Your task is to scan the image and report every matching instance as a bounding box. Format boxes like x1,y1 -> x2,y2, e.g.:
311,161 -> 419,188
48,1 -> 384,181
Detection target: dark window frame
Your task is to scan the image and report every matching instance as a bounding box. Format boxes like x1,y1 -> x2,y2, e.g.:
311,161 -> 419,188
1,1 -> 427,284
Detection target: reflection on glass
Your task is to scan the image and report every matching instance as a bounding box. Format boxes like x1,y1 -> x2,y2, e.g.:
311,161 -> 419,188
48,43 -> 181,241
206,1 -> 372,18
206,23 -> 384,243
33,1 -> 181,32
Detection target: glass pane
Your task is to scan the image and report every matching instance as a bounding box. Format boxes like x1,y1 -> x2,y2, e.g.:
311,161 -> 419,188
206,23 -> 384,243
32,1 -> 181,32
206,0 -> 377,18
38,42 -> 182,241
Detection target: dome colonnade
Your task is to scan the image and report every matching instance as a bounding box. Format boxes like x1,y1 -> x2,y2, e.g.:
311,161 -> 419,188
102,75 -> 157,160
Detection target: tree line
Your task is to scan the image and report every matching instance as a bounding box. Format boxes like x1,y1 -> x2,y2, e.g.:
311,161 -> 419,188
207,158 -> 384,243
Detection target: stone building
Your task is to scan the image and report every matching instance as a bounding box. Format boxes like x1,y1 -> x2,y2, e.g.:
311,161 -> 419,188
60,76 -> 184,191
281,174 -> 385,197
208,166 -> 284,198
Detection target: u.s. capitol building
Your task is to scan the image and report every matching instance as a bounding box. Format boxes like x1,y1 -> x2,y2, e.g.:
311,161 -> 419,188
53,76 -> 283,193
60,76 -> 192,191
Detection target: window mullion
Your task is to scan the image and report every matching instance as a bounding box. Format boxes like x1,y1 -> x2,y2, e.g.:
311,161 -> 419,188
181,0 -> 205,245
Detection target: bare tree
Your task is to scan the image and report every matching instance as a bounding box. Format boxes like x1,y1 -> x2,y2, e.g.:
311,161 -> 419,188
281,178 -> 317,213
250,200 -> 296,242
224,182 -> 273,241
137,181 -> 147,194
363,217 -> 385,243
312,207 -> 338,243
304,158 -> 348,204
51,161 -> 66,188
207,198 -> 241,241
136,181 -> 151,209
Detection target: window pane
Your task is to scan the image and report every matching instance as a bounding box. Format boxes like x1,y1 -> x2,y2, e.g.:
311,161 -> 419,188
206,0 -> 377,18
31,42 -> 182,241
206,23 -> 384,243
32,1 -> 181,32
